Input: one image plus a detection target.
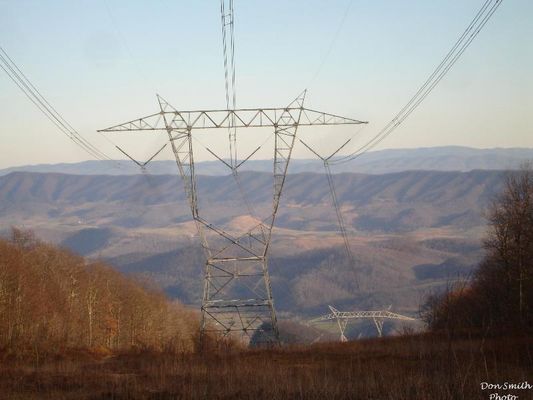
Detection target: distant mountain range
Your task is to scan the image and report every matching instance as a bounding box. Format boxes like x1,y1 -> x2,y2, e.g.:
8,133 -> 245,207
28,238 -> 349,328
0,146 -> 527,332
0,169 -> 505,231
0,168 -> 506,323
1,146 -> 532,176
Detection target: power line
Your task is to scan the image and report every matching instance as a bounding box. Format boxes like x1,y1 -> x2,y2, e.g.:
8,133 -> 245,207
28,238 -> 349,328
324,161 -> 360,289
292,0 -> 503,294
0,52 -> 104,160
0,46 -> 110,160
103,0 -> 157,92
0,45 -> 113,161
298,139 -> 360,289
220,0 -> 238,167
331,0 -> 503,165
308,0 -> 354,88
101,0 -> 170,173
219,1 -> 265,221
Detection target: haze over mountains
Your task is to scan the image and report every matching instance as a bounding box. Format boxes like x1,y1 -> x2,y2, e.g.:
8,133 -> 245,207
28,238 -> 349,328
0,168 -> 514,336
2,146 -> 532,176
1,146 -> 530,337
0,169 -> 503,234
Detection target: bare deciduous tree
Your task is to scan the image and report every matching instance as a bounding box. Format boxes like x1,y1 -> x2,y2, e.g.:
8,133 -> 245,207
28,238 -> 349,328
0,229 -> 198,354
423,164 -> 533,332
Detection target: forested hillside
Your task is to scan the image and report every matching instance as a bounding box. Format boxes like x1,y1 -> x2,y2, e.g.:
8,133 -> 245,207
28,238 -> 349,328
0,229 -> 198,355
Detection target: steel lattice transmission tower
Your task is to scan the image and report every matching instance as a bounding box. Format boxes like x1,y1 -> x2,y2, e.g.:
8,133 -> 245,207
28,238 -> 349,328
311,305 -> 417,342
99,92 -> 366,344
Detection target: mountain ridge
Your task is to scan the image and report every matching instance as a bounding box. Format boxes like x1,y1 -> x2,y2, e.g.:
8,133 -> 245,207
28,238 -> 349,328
1,146 -> 532,176
0,168 -> 505,210
0,169 -> 504,319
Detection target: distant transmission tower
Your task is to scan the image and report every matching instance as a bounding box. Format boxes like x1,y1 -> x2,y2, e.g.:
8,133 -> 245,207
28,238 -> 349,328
311,305 -> 416,342
99,94 -> 366,344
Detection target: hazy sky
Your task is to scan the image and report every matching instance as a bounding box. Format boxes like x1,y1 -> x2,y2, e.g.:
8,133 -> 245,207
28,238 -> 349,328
0,0 -> 531,168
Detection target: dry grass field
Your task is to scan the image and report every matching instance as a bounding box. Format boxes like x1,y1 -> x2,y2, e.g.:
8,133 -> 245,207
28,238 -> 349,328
1,333 -> 531,400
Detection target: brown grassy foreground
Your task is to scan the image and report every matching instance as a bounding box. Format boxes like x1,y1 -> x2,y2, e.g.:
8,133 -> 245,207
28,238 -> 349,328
1,333 -> 532,400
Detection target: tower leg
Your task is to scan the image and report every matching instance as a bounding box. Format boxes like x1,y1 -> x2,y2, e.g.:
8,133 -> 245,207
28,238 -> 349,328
373,317 -> 384,337
160,93 -> 307,346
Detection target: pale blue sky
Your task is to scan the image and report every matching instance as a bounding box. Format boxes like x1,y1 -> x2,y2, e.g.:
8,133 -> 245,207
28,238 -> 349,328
0,0 -> 531,168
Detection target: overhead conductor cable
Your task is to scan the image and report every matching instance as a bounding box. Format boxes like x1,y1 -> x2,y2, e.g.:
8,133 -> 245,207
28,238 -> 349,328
332,0 -> 503,165
0,45 -> 112,161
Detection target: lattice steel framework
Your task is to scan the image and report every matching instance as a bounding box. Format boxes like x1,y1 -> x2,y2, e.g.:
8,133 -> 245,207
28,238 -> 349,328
99,92 -> 367,344
311,305 -> 416,342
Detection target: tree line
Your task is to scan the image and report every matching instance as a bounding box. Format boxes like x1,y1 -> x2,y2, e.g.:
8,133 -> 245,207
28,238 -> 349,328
423,165 -> 533,334
0,229 -> 199,356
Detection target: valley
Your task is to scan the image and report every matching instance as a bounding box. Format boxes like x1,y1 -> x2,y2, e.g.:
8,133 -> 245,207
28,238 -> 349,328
0,167 -> 503,336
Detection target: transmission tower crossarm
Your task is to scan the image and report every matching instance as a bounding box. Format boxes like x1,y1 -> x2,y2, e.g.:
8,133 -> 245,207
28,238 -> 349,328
310,309 -> 417,323
98,107 -> 367,133
310,306 -> 417,341
99,92 -> 368,346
